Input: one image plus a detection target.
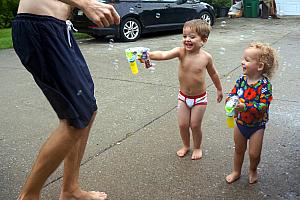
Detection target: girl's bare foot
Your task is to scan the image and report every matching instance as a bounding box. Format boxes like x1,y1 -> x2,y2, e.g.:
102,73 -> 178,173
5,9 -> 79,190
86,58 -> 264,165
60,190 -> 107,200
225,172 -> 240,184
249,170 -> 258,184
191,149 -> 202,160
176,147 -> 189,157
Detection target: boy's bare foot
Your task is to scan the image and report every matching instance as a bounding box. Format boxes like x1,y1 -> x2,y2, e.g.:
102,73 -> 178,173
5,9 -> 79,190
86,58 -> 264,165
225,172 -> 240,184
191,149 -> 202,160
249,170 -> 258,184
60,190 -> 107,200
176,147 -> 189,157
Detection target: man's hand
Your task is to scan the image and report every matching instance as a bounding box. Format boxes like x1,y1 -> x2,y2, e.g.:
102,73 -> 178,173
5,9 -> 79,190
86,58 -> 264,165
82,0 -> 120,27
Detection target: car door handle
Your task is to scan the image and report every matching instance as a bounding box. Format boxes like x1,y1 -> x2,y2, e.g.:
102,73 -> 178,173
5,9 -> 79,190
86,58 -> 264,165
165,4 -> 171,8
135,4 -> 142,8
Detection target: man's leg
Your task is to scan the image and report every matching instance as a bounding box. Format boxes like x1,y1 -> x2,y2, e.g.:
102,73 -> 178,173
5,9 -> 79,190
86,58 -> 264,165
18,119 -> 84,200
190,105 -> 206,160
248,129 -> 264,184
177,101 -> 191,157
226,126 -> 247,183
59,112 -> 107,200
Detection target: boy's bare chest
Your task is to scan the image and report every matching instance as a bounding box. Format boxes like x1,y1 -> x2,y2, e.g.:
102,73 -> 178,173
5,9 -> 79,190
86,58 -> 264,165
181,57 -> 207,73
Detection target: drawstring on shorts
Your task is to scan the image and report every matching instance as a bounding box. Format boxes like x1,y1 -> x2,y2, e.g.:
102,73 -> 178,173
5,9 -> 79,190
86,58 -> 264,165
66,20 -> 78,47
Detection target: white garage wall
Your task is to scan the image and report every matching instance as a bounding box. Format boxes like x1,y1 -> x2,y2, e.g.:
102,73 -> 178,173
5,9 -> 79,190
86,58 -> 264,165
276,0 -> 300,16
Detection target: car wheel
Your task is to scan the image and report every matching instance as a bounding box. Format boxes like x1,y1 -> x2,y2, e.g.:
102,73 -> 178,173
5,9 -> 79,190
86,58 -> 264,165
120,17 -> 141,42
199,11 -> 213,26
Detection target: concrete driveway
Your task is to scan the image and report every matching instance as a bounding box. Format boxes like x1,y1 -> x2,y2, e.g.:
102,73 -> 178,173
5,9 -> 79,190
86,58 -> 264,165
1,17 -> 299,200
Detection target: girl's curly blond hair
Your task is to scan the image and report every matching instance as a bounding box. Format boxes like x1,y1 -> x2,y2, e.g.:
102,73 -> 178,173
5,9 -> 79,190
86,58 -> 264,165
248,42 -> 279,79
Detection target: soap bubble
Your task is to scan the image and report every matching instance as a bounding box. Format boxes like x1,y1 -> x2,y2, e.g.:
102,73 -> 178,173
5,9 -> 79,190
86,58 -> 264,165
129,7 -> 134,13
219,47 -> 226,55
278,10 -> 284,17
148,67 -> 156,73
221,21 -> 227,27
112,59 -> 119,70
108,38 -> 114,50
77,90 -> 82,96
240,35 -> 245,40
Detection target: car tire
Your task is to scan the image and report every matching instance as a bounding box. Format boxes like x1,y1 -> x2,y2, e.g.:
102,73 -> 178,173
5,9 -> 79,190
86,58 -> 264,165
199,11 -> 213,26
120,17 -> 141,42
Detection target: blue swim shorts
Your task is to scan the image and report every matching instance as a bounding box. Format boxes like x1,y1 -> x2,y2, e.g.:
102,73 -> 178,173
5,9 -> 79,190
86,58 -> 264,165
12,13 -> 97,128
237,123 -> 265,139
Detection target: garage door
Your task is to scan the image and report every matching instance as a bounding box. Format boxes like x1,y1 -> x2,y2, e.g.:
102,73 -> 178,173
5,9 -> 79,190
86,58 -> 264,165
276,0 -> 300,15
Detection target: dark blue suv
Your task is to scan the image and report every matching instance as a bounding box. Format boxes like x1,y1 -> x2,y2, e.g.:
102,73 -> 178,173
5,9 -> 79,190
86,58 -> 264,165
71,0 -> 215,42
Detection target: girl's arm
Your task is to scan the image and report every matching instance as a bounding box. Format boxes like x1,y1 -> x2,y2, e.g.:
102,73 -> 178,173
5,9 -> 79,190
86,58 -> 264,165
148,47 -> 181,61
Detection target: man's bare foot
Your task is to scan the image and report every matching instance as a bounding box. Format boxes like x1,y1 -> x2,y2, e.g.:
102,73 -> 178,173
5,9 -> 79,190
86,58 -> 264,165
60,190 -> 107,200
225,172 -> 240,184
176,147 -> 189,157
191,149 -> 202,160
249,170 -> 258,184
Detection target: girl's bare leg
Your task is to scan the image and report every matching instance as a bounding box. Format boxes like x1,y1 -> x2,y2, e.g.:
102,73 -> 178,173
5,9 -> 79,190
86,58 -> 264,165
226,125 -> 247,183
59,112 -> 107,200
248,129 -> 264,184
190,105 -> 206,160
177,101 -> 191,157
18,120 -> 84,200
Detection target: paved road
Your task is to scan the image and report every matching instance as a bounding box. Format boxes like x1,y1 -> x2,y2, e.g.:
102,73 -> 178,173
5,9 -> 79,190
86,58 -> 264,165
1,17 -> 299,200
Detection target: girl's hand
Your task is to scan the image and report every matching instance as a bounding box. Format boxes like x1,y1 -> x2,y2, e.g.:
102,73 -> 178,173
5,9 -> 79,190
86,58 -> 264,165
235,103 -> 245,112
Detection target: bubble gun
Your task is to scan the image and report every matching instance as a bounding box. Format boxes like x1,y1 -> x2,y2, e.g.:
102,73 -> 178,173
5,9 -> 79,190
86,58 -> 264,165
125,47 -> 152,75
225,95 -> 239,128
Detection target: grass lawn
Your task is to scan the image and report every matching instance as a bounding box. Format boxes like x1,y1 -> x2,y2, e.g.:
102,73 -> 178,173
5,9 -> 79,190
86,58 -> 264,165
0,28 -> 13,49
0,28 -> 91,50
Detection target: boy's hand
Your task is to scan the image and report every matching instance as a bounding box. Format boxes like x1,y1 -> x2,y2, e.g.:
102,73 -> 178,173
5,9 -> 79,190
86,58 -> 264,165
216,90 -> 223,103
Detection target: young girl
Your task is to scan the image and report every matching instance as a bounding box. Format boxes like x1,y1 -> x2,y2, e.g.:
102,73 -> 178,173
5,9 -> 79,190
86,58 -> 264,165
225,42 -> 278,184
149,19 -> 223,160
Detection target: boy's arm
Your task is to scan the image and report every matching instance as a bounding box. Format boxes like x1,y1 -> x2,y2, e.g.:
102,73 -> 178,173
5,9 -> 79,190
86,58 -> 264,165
149,47 -> 181,61
206,55 -> 223,103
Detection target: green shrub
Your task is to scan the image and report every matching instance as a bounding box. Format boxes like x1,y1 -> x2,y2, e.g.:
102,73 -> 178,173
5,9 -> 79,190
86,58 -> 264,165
0,0 -> 19,28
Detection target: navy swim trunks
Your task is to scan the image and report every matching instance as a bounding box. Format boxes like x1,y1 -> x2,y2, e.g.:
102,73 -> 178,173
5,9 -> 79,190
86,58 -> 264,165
12,13 -> 97,128
237,123 -> 265,139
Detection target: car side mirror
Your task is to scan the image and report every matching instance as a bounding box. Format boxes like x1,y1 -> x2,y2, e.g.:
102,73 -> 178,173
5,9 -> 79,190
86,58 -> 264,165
176,0 -> 187,5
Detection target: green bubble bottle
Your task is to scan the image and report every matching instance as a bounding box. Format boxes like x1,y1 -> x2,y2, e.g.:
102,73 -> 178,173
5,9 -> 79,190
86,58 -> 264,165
225,95 -> 239,128
125,49 -> 139,75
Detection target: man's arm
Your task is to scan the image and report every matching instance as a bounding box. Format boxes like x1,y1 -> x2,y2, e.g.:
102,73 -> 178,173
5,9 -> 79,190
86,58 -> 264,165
59,0 -> 120,27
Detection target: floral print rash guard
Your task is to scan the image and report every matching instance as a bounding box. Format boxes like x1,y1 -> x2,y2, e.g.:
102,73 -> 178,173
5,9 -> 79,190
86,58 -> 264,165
226,75 -> 273,127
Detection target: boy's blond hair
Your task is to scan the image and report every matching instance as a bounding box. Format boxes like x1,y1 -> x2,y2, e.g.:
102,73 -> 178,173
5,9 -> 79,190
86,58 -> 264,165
183,19 -> 212,40
248,42 -> 279,79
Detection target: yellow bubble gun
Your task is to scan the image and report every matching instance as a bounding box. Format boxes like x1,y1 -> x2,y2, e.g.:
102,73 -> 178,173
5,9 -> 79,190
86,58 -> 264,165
225,95 -> 239,128
125,47 -> 152,75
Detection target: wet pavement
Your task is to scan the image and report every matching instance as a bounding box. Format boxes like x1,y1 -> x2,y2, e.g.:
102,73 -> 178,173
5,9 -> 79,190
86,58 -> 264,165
0,17 -> 300,200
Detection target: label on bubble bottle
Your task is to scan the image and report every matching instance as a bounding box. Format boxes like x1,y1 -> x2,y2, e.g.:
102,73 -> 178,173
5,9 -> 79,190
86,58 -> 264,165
130,60 -> 138,75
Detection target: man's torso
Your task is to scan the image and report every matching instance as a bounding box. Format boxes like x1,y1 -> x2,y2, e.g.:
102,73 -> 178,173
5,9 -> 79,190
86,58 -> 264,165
18,0 -> 72,20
